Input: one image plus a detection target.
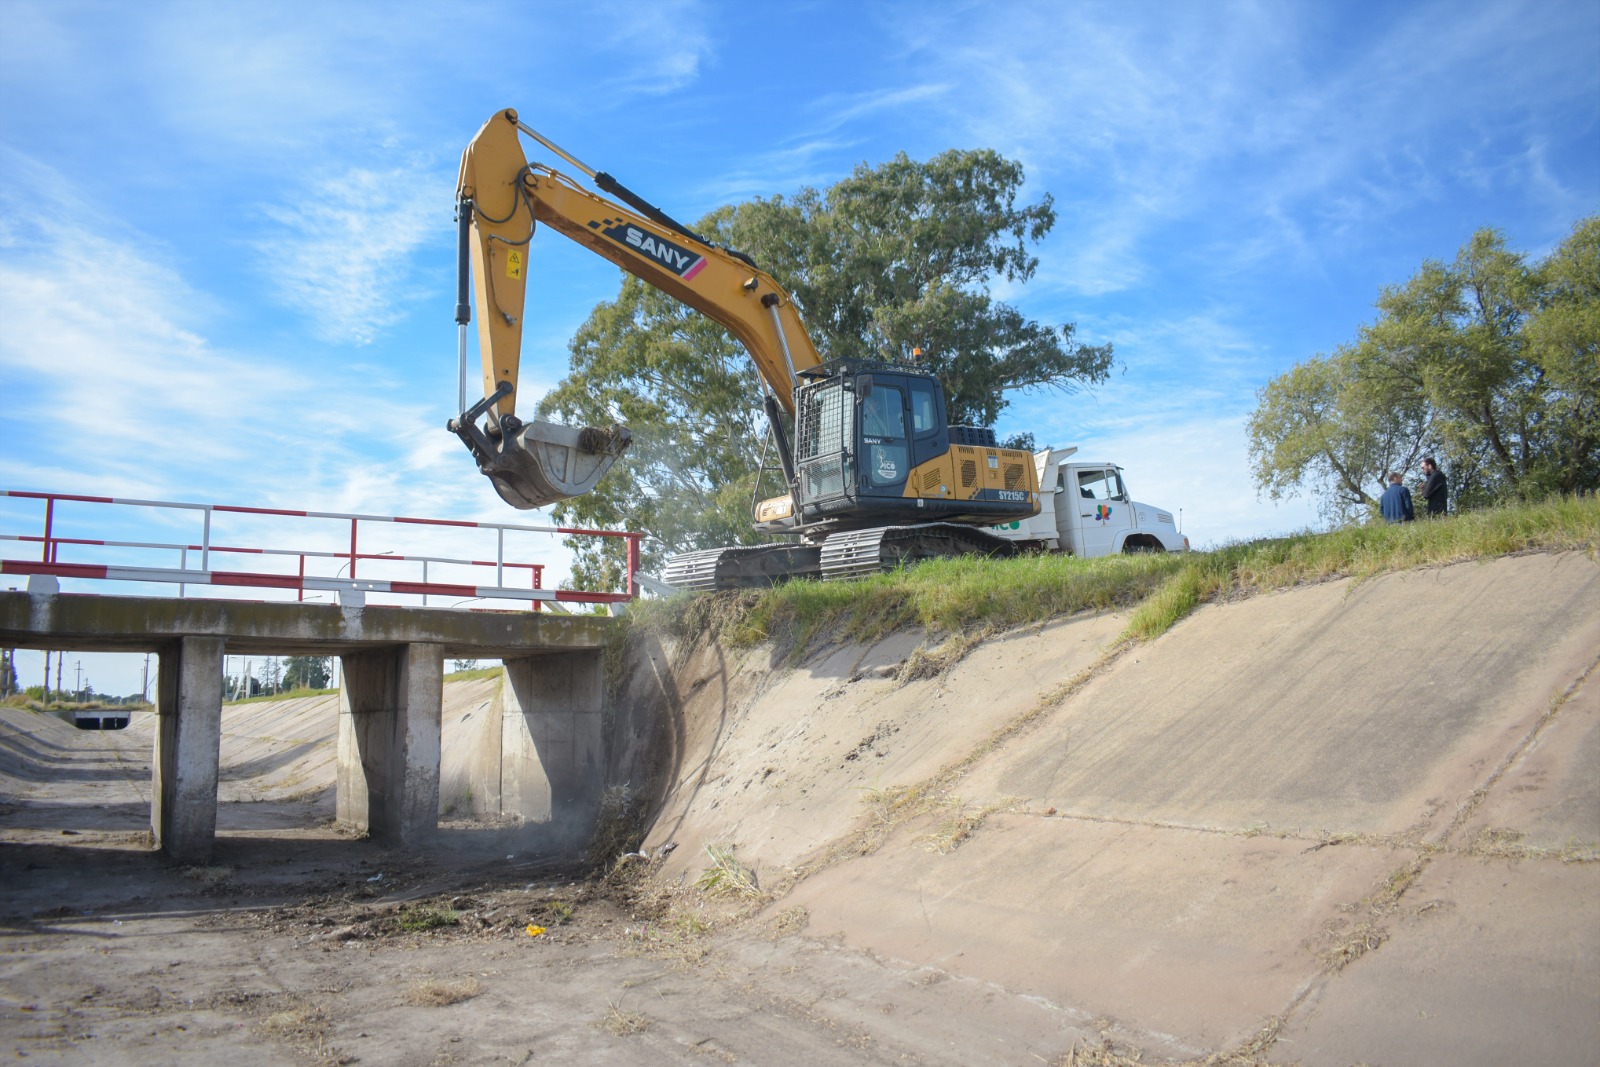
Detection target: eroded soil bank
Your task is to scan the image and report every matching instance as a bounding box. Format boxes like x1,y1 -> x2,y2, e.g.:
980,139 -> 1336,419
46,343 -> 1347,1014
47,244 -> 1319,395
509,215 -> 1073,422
3,550 -> 1598,1065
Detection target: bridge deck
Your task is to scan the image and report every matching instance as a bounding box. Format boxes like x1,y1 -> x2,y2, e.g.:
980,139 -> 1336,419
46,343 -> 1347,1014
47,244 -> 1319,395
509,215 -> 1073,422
0,589 -> 612,657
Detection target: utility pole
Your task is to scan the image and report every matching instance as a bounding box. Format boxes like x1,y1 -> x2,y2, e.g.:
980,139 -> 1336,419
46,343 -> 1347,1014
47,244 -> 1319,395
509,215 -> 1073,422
142,653 -> 151,704
74,660 -> 83,701
56,655 -> 63,701
43,651 -> 50,698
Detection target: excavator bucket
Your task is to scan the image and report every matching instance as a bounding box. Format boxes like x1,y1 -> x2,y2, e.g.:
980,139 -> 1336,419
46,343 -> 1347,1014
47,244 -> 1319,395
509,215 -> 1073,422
450,390 -> 631,510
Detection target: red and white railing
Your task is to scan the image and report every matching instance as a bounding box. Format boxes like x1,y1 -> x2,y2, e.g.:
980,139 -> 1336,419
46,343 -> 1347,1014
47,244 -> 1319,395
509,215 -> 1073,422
0,490 -> 643,610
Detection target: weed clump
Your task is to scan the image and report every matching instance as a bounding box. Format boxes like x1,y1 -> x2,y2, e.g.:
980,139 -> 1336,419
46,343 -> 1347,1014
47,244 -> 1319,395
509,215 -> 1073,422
406,977 -> 482,1007
694,844 -> 762,898
395,906 -> 460,933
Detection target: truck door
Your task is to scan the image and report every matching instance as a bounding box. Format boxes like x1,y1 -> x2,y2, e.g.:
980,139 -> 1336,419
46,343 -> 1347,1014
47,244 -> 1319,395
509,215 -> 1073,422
1072,467 -> 1133,557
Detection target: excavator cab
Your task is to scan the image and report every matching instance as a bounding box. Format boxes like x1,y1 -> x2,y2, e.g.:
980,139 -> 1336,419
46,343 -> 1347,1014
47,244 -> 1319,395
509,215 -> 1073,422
790,360 -> 1040,529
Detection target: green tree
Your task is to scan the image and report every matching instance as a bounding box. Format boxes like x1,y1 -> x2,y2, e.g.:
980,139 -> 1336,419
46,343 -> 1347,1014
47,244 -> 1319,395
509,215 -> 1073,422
1249,218 -> 1600,519
282,655 -> 330,691
1523,218 -> 1600,491
540,150 -> 1113,586
1247,348 -> 1435,522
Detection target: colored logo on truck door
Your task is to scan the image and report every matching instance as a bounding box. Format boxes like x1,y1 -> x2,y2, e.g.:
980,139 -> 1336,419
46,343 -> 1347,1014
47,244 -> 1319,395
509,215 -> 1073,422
599,221 -> 707,279
1095,504 -> 1113,523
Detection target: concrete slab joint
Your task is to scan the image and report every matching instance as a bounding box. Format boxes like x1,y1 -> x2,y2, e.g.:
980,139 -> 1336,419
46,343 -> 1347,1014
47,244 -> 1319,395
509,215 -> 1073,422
336,642 -> 443,847
151,635 -> 225,864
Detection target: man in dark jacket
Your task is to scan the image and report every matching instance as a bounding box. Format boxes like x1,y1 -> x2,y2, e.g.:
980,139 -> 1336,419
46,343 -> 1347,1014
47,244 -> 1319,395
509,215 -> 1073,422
1419,457 -> 1447,517
1379,472 -> 1415,523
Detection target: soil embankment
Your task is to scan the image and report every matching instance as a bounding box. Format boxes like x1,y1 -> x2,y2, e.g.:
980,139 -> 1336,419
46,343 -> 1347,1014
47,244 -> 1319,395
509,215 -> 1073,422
1,550 -> 1595,1065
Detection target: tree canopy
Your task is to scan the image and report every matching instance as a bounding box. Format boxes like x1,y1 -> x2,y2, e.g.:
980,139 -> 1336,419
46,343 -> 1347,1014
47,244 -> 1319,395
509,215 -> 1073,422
281,655 -> 330,691
539,149 -> 1113,587
1248,218 -> 1599,522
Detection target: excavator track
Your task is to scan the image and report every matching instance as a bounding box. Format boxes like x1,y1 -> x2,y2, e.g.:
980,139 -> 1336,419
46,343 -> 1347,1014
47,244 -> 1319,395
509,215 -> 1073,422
818,523 -> 1018,581
662,543 -> 822,591
665,524 -> 1020,591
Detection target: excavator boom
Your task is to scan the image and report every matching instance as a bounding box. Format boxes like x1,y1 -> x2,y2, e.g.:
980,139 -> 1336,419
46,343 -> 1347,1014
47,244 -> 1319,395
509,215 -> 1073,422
449,108 -> 823,509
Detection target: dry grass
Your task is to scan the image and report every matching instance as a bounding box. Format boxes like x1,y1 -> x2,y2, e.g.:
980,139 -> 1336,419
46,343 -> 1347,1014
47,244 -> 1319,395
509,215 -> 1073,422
597,1002 -> 652,1036
695,844 -> 763,898
618,890 -> 717,966
405,977 -> 483,1007
180,865 -> 234,884
767,906 -> 809,938
255,1002 -> 352,1065
1055,1033 -> 1298,1066
1316,856 -> 1427,972
912,796 -> 1014,854
394,905 -> 460,933
1467,826 -> 1600,864
897,630 -> 990,681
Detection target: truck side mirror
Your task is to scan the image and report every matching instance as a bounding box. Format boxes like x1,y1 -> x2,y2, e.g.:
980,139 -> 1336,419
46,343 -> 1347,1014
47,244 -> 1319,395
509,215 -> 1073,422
856,374 -> 874,398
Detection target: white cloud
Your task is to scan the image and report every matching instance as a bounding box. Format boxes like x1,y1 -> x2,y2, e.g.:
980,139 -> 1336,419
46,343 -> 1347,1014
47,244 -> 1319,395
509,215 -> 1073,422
255,162 -> 446,346
885,0 -> 1599,289
590,3 -> 714,98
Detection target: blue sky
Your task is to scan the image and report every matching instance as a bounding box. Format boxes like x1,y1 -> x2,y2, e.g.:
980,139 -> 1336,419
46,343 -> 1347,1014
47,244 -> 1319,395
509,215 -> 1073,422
2,0 -> 1597,695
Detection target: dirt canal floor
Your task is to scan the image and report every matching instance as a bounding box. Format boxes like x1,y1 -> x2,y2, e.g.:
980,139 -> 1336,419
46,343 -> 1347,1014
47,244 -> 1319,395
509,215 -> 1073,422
3,550 -> 1599,1065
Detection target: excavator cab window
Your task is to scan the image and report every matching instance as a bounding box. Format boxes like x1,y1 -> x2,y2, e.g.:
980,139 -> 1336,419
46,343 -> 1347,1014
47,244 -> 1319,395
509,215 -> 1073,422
861,385 -> 909,489
909,380 -> 939,435
862,387 -> 905,439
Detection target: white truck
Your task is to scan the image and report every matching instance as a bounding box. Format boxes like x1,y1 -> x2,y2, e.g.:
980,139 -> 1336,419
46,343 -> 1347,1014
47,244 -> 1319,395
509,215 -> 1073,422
987,447 -> 1188,556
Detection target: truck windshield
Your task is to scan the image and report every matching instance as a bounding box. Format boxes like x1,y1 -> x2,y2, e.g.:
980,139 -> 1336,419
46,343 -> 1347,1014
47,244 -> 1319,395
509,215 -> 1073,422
1077,469 -> 1127,501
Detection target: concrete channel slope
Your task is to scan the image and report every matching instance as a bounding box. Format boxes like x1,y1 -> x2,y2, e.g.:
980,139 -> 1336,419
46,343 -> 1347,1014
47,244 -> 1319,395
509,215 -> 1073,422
620,551 -> 1600,1066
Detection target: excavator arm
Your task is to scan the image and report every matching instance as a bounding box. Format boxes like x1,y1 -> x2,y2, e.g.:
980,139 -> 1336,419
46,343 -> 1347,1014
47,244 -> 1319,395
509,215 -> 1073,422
450,108 -> 822,509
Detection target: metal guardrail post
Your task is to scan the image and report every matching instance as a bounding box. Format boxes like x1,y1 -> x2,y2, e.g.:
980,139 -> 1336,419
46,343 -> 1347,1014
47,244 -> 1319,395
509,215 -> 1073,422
627,532 -> 641,598
201,507 -> 212,572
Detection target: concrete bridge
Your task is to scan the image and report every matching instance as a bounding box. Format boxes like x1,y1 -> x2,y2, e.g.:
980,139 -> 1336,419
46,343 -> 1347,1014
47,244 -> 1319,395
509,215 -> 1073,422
0,581 -> 614,863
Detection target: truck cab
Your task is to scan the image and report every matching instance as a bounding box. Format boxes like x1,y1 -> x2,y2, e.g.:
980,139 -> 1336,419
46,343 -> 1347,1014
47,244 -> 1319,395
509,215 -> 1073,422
987,447 -> 1187,556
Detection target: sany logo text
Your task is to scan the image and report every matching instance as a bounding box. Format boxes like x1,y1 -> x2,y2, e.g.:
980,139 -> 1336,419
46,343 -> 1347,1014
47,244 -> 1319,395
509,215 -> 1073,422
598,221 -> 707,280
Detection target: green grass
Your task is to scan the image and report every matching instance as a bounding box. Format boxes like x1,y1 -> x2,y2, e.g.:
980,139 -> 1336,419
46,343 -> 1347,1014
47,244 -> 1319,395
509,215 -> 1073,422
224,686 -> 337,706
395,905 -> 460,932
443,665 -> 504,682
636,495 -> 1600,659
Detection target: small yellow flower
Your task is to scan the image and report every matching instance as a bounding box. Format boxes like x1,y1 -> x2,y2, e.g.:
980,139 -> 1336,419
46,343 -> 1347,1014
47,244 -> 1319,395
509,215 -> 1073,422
525,924 -> 546,938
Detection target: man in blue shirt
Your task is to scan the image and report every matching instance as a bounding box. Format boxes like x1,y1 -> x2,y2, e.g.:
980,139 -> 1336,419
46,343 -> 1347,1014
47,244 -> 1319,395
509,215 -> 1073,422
1379,472 -> 1415,523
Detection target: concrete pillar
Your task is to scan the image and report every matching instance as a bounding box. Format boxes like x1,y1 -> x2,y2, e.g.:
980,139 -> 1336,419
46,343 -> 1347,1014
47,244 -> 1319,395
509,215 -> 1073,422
151,636 -> 225,863
502,651 -> 604,842
336,643 -> 443,846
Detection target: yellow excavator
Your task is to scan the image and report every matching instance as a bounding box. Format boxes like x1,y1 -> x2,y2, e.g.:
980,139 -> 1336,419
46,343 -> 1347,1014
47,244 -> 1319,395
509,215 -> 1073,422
450,108 -> 1043,588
